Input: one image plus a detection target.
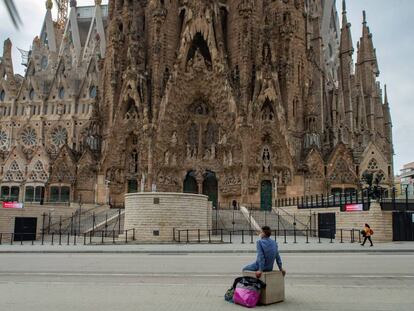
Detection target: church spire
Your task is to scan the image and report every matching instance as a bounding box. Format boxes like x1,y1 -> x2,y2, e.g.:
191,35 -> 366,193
339,0 -> 354,144
383,84 -> 393,144
340,0 -> 353,55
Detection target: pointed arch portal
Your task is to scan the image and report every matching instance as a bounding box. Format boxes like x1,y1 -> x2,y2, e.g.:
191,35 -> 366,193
261,180 -> 272,211
183,171 -> 198,194
203,171 -> 218,209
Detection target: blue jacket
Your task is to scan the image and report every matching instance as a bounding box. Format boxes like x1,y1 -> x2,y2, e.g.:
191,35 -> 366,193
256,237 -> 283,272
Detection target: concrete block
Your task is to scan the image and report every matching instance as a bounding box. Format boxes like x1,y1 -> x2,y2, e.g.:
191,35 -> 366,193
243,270 -> 285,305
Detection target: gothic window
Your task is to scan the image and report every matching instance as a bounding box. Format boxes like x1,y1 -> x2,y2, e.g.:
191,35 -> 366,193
368,159 -> 379,170
187,32 -> 212,68
0,90 -> 5,102
15,171 -> 24,181
10,161 -> 19,171
51,126 -> 68,146
41,56 -> 48,69
124,97 -> 138,120
0,130 -> 8,149
89,86 -> 97,99
29,88 -> 35,100
34,161 -> 44,171
4,171 -> 13,181
261,100 -> 275,121
187,122 -> 199,158
204,122 -> 217,160
205,122 -> 217,146
58,87 -> 65,99
29,171 -> 38,181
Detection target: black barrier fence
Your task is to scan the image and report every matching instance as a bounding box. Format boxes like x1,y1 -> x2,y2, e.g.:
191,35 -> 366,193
172,228 -> 362,244
275,191 -> 372,210
273,187 -> 414,211
0,229 -> 136,246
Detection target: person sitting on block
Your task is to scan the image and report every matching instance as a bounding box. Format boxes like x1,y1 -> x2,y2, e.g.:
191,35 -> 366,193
243,226 -> 286,278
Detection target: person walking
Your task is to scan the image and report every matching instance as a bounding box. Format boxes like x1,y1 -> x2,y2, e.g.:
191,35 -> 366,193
243,226 -> 286,278
361,223 -> 374,247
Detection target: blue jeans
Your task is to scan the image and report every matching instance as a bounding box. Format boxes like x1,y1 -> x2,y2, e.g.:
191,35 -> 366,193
243,262 -> 259,272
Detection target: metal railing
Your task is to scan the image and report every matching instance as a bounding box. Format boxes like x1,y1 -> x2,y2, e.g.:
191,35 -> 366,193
172,228 -> 363,244
0,228 -> 136,246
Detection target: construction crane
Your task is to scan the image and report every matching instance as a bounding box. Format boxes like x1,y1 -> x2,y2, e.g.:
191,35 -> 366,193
55,0 -> 69,29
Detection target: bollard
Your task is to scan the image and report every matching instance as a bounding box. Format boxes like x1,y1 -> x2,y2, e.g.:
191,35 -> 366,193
229,231 -> 232,244
10,233 -> 14,245
133,228 -> 136,241
59,231 -> 62,246
198,229 -> 200,243
51,233 -> 54,245
294,228 -> 297,243
306,229 -> 309,243
241,230 -> 245,244
84,233 -> 86,245
208,230 -> 211,243
318,231 -> 321,243
90,231 -> 92,244
126,231 -> 128,244
20,234 -> 23,245
74,232 -> 77,245
220,229 -> 223,243
187,230 -> 189,243
284,230 -> 287,244
350,229 -> 354,243
113,230 -> 115,244
178,230 -> 181,243
250,230 -> 254,244
102,231 -> 104,244
0,233 -> 2,245
32,238 -> 34,245
358,230 -> 362,243
340,229 -> 343,243
67,232 -> 70,245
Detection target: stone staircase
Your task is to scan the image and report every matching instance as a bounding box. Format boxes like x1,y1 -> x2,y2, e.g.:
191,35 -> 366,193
46,205 -> 124,235
212,209 -> 253,231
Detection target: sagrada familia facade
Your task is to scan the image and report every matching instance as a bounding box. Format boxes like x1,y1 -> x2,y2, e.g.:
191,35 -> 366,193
0,0 -> 393,209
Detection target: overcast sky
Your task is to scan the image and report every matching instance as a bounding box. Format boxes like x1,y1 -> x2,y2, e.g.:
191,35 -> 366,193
0,0 -> 412,174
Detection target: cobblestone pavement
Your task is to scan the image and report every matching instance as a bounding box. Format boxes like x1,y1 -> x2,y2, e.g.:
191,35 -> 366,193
0,253 -> 413,310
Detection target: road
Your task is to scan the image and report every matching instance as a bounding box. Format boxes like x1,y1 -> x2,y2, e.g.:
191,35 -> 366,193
0,252 -> 413,310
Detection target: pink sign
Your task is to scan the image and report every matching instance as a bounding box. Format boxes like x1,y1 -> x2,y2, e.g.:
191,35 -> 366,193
2,202 -> 23,209
345,203 -> 363,212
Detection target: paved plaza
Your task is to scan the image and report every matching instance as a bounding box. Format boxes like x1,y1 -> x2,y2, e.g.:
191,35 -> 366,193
0,249 -> 413,311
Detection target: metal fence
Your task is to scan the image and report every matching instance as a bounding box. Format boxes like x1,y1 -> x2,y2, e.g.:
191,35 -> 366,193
173,228 -> 363,244
0,229 -> 136,246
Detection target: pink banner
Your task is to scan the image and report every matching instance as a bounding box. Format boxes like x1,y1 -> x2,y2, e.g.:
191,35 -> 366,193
2,202 -> 23,209
345,203 -> 363,212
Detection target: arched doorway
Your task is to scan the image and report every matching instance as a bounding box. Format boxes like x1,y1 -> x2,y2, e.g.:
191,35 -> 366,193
261,180 -> 272,211
183,171 -> 198,194
203,171 -> 218,208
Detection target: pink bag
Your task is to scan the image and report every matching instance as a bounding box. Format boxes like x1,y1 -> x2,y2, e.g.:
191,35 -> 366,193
233,286 -> 261,308
233,277 -> 266,308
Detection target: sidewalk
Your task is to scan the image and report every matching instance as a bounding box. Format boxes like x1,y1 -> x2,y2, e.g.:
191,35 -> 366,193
1,236 -> 413,253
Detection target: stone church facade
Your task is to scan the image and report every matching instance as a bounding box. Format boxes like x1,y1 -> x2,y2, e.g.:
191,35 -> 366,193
0,0 -> 393,209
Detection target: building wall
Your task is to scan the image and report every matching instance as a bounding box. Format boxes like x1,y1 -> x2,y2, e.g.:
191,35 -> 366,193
124,192 -> 210,242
